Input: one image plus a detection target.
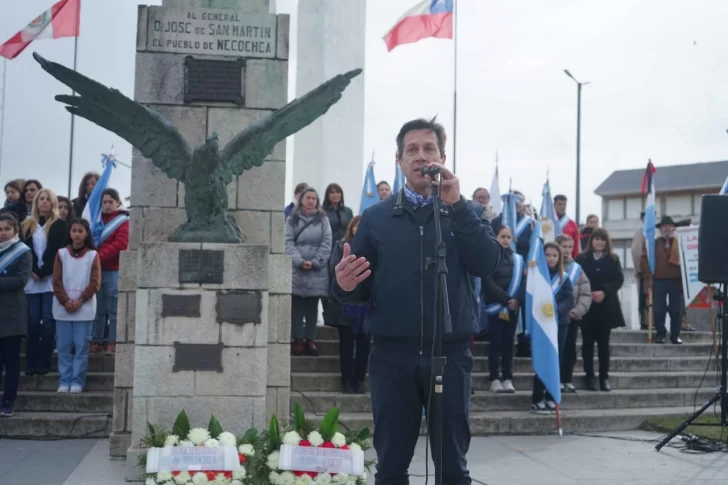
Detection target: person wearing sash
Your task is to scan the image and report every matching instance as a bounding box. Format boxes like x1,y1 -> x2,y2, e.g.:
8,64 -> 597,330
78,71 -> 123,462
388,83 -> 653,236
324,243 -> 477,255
21,189 -> 67,376
576,228 -> 625,392
52,219 -> 101,393
556,235 -> 592,393
531,242 -> 573,414
91,189 -> 129,355
553,194 -> 580,259
0,214 -> 33,417
482,226 -> 525,393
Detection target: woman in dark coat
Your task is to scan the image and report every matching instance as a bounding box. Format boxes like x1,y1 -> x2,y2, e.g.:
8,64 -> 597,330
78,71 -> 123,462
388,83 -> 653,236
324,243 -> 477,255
322,183 -> 353,243
575,227 -> 625,392
0,213 -> 33,416
71,172 -> 100,217
324,216 -> 370,394
2,180 -> 27,225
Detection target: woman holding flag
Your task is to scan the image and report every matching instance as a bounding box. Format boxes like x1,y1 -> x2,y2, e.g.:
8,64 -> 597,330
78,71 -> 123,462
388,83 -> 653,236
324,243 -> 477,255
90,189 -> 129,355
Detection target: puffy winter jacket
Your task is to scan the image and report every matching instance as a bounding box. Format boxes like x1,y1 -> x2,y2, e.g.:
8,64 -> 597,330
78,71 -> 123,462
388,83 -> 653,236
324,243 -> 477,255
97,211 -> 130,271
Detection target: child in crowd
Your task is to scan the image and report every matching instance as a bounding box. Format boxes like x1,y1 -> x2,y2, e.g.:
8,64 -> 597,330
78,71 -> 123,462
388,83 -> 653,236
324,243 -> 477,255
482,226 -> 525,393
0,213 -> 33,417
556,235 -> 592,393
57,196 -> 76,223
52,219 -> 101,393
532,242 -> 573,413
2,180 -> 27,224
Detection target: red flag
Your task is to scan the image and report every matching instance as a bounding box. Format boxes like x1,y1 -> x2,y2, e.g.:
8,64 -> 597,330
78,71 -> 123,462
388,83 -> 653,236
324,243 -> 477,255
641,159 -> 656,194
0,0 -> 81,60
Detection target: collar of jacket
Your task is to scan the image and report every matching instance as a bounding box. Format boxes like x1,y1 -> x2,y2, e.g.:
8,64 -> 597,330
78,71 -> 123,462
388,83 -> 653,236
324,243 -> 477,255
392,189 -> 451,218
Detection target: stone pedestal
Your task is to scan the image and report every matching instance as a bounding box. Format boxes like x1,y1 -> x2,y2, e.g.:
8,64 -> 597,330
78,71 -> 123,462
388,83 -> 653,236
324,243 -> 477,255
114,0 -> 292,479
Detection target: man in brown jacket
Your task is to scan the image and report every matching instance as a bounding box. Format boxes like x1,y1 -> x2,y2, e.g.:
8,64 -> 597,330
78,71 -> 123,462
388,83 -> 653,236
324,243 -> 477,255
641,216 -> 684,344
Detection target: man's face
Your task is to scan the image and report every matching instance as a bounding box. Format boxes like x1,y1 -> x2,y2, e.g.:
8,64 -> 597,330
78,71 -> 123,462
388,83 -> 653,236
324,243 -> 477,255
473,189 -> 489,206
554,199 -> 567,215
378,183 -> 391,200
661,224 -> 676,238
398,129 -> 444,192
587,216 -> 599,229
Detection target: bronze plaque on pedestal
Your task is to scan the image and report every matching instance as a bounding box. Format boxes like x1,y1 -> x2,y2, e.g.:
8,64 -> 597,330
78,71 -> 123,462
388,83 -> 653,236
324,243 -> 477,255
184,57 -> 244,104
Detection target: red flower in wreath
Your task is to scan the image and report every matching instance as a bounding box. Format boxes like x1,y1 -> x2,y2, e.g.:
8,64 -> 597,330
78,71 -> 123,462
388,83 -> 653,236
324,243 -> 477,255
239,453 -> 247,464
321,442 -> 335,449
206,471 -> 217,481
299,440 -> 312,447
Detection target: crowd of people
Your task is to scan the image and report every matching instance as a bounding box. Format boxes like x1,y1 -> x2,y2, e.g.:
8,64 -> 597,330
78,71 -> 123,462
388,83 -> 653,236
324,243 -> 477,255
0,173 -> 129,417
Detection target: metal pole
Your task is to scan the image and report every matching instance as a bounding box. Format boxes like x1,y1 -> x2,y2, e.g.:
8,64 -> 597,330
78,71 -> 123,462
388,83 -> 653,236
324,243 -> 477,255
451,0 -> 458,174
0,59 -> 7,181
67,35 -> 79,198
575,82 -> 582,225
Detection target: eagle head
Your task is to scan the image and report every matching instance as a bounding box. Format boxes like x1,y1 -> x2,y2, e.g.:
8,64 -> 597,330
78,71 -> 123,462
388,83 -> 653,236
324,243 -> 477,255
205,132 -> 220,152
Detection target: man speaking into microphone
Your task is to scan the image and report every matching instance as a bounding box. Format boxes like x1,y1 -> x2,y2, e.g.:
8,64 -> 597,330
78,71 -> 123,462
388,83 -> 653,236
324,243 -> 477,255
333,117 -> 502,485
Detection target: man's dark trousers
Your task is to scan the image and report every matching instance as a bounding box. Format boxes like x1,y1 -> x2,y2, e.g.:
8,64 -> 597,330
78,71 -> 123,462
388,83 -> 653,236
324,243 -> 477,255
369,343 -> 473,485
653,279 -> 684,341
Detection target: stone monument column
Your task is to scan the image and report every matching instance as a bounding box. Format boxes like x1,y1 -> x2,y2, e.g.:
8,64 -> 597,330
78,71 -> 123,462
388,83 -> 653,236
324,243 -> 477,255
293,0 -> 366,209
109,0 -> 292,478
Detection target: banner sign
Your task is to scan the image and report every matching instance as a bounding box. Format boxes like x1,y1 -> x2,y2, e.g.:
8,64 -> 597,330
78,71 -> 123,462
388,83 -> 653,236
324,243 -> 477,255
146,446 -> 240,473
278,445 -> 365,476
675,226 -> 715,309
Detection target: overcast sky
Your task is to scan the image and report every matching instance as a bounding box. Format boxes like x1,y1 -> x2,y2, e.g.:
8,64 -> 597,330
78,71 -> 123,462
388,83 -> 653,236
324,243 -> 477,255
2,0 -> 728,220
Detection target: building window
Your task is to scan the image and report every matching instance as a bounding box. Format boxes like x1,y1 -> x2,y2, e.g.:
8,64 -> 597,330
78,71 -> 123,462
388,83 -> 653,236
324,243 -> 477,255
611,240 -> 627,268
607,198 -> 625,221
693,193 -> 703,217
665,194 -> 692,217
625,197 -> 643,220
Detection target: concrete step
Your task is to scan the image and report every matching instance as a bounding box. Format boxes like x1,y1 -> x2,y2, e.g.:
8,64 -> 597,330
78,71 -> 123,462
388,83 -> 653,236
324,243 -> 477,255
292,355 -> 712,374
291,371 -> 711,393
306,406 -> 696,435
313,340 -> 715,358
291,388 -> 716,413
0,412 -> 111,438
15,354 -> 116,373
312,326 -> 714,343
14,391 -> 113,413
19,373 -> 114,392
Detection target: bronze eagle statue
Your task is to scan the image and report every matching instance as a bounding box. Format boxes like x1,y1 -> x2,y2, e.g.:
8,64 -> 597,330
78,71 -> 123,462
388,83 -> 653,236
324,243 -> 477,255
33,52 -> 362,243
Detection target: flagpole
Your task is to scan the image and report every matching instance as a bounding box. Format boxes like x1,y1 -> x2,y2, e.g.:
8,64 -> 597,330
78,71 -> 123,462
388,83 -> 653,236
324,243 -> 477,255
66,5 -> 80,198
451,0 -> 458,174
0,59 -> 7,181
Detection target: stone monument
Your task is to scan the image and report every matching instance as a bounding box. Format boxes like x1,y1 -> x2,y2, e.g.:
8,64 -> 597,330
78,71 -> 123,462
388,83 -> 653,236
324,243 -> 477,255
34,0 -> 362,481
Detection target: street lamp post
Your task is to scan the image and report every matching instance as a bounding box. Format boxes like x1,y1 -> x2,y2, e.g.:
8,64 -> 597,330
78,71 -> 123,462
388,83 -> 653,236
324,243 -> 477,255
564,69 -> 589,225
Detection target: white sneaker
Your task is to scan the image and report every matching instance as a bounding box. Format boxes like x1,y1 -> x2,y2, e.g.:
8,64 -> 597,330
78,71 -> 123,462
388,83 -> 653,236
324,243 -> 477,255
57,385 -> 70,393
70,385 -> 83,394
490,379 -> 504,392
501,379 -> 516,393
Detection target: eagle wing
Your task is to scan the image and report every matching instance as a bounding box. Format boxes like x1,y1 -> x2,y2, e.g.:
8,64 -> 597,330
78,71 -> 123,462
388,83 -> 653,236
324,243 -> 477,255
33,52 -> 191,180
218,68 -> 362,185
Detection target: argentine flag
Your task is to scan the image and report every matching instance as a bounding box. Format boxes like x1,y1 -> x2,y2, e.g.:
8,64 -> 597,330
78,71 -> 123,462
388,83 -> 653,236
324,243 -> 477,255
359,156 -> 378,214
642,161 -> 657,275
393,161 -> 405,194
489,167 -> 503,216
539,180 -> 560,243
82,153 -> 117,246
719,175 -> 728,195
525,220 -> 562,404
501,192 -> 519,252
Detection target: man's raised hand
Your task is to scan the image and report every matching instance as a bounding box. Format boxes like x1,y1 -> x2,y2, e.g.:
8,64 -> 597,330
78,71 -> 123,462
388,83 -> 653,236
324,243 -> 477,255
335,243 -> 371,292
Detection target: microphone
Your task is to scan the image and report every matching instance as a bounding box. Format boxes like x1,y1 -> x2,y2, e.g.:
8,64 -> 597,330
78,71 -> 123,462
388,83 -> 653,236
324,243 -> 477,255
422,165 -> 442,177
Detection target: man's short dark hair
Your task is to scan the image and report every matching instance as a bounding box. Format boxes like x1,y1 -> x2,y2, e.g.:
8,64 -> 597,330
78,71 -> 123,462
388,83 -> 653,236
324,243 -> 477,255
396,116 -> 447,158
472,187 -> 489,198
294,182 -> 309,195
554,194 -> 567,203
586,214 -> 598,222
377,181 -> 390,189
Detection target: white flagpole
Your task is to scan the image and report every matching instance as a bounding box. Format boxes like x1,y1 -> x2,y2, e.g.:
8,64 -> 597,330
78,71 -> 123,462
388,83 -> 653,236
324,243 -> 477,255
66,4 -> 81,198
0,58 -> 7,181
451,0 -> 458,174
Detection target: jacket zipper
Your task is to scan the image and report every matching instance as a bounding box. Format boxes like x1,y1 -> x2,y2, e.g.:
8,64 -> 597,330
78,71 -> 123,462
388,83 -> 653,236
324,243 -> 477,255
419,225 -> 424,354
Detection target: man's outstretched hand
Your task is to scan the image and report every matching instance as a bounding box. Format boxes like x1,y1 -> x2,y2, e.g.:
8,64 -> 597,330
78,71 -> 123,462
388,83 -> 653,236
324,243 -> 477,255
335,243 -> 371,291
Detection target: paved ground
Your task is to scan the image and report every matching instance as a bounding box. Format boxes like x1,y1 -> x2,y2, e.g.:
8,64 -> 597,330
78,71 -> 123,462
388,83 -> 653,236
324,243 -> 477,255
0,432 -> 725,485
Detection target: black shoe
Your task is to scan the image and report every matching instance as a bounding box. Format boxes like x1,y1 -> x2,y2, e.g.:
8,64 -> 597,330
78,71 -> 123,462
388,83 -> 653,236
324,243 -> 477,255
354,381 -> 366,395
25,369 -> 37,377
341,380 -> 356,395
585,376 -> 598,391
36,369 -> 49,376
656,337 -> 665,344
600,379 -> 611,392
671,337 -> 683,345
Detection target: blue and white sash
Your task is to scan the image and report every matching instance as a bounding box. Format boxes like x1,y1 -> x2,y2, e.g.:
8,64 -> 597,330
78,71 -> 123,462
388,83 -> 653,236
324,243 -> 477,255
551,272 -> 567,295
484,253 -> 524,316
566,262 -> 582,286
0,242 -> 31,274
98,214 -> 129,246
557,214 -> 571,232
515,215 -> 532,238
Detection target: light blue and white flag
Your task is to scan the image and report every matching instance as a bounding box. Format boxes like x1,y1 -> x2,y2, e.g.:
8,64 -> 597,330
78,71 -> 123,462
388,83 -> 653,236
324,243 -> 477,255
393,161 -> 405,194
359,155 -> 378,214
539,180 -> 560,242
489,165 -> 503,216
82,152 -> 117,246
525,219 -> 561,404
719,175 -> 728,195
501,192 -> 519,251
642,161 -> 656,275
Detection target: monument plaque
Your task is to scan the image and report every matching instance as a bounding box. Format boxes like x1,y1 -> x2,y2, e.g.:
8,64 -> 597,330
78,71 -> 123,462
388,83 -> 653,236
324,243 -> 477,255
173,342 -> 224,372
147,7 -> 277,58
216,291 -> 262,325
179,250 -> 225,284
185,57 -> 245,104
161,294 -> 202,318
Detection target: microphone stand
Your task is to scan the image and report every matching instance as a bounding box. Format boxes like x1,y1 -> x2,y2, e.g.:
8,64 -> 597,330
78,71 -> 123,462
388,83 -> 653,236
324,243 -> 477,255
428,174 -> 453,485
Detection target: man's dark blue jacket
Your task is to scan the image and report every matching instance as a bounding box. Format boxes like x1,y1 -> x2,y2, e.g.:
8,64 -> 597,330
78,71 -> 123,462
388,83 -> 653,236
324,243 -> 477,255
333,191 -> 502,354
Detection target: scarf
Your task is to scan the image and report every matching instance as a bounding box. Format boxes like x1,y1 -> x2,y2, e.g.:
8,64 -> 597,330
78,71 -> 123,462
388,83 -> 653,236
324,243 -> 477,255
403,185 -> 433,207
0,235 -> 20,253
3,200 -> 20,210
300,208 -> 318,217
